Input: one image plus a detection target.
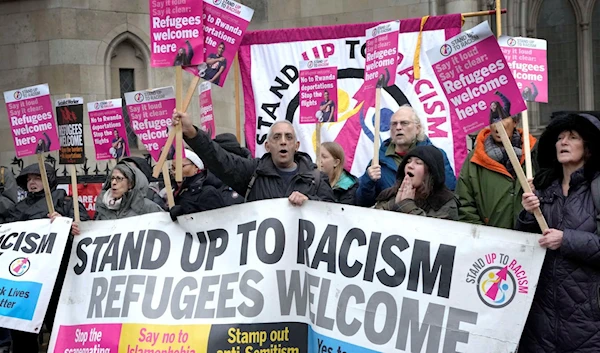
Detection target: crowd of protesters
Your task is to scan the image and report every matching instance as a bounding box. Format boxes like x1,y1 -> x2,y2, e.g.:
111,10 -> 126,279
0,103 -> 598,353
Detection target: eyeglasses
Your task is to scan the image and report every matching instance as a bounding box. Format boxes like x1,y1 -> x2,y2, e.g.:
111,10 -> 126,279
111,176 -> 127,183
171,163 -> 195,171
391,121 -> 415,128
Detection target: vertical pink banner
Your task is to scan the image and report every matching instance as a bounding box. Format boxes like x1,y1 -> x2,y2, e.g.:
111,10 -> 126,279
150,0 -> 204,68
199,82 -> 216,138
299,59 -> 338,124
4,84 -> 60,158
87,99 -> 130,160
124,87 -> 177,162
184,0 -> 254,86
427,22 -> 527,135
499,36 -> 548,103
364,20 -> 400,90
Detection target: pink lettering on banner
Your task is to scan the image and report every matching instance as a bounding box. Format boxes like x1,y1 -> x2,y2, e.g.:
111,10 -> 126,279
53,324 -> 121,352
199,82 -> 216,138
427,22 -> 527,135
87,99 -> 130,160
150,0 -> 204,68
183,0 -> 254,86
499,36 -> 548,103
299,59 -> 338,124
364,21 -> 400,90
3,84 -> 60,158
125,87 -> 177,162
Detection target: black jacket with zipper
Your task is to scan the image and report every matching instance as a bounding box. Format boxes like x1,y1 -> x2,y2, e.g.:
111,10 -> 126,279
184,128 -> 335,202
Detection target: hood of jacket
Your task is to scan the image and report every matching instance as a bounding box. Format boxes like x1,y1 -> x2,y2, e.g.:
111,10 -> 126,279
471,127 -> 536,179
397,145 -> 446,190
121,156 -> 154,181
98,161 -> 151,213
16,163 -> 57,192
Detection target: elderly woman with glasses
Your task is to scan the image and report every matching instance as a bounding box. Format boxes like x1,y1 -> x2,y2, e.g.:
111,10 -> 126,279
95,160 -> 164,220
168,149 -> 225,220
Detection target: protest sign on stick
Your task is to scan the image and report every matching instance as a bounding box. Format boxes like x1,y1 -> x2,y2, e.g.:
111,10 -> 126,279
124,86 -> 178,208
4,83 -> 59,213
183,0 -> 254,87
87,99 -> 129,162
56,94 -> 85,222
427,21 -> 526,135
175,67 -> 184,182
149,0 -> 204,68
364,21 -> 400,165
199,82 -> 216,139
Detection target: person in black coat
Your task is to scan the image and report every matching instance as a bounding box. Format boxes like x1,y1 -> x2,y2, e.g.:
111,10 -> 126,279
319,142 -> 358,204
518,113 -> 600,353
172,111 -> 335,205
8,163 -> 89,352
212,133 -> 252,205
121,156 -> 168,210
169,149 -> 225,220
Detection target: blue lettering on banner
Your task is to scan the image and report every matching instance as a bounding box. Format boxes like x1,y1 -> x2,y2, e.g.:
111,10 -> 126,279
308,327 -> 378,353
0,278 -> 41,320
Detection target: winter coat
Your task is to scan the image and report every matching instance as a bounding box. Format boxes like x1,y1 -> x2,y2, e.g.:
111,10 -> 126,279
121,156 -> 168,211
184,129 -> 335,202
95,163 -> 164,220
8,163 -> 90,222
456,127 -> 537,229
332,170 -> 358,205
204,171 -> 244,206
169,171 -> 225,220
355,137 -> 456,207
373,145 -> 458,220
0,166 -> 17,223
517,170 -> 600,353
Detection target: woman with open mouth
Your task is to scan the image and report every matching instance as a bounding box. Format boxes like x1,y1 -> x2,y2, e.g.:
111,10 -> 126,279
373,145 -> 458,220
517,113 -> 600,353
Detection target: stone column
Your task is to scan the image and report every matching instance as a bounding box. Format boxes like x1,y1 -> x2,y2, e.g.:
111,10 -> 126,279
445,0 -> 480,29
578,22 -> 594,110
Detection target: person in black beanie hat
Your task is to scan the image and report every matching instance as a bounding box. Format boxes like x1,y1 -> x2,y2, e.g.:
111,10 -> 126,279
374,145 -> 458,220
517,113 -> 600,353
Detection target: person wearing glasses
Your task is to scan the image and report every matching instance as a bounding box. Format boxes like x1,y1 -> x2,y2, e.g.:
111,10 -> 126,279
355,105 -> 456,207
168,149 -> 225,220
94,161 -> 163,220
6,163 -> 88,352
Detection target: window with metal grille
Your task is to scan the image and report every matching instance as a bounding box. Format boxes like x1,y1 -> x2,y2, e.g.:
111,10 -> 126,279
119,68 -> 138,148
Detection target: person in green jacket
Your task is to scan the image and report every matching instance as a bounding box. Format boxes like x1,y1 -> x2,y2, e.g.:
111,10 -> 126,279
456,113 -> 537,229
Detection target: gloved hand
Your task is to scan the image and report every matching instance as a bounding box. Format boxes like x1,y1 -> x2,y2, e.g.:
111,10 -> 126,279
169,205 -> 184,221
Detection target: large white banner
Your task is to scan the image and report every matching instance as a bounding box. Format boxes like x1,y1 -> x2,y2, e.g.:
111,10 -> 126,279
239,16 -> 470,176
0,217 -> 72,333
50,200 -> 544,352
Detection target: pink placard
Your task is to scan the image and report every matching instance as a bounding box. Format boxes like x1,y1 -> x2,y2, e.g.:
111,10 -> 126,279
427,22 -> 527,135
364,21 -> 400,90
150,0 -> 204,68
125,87 -> 177,162
4,84 -> 60,158
499,36 -> 548,103
87,99 -> 130,160
52,324 -> 122,352
199,82 -> 216,138
299,59 -> 338,124
183,0 -> 254,86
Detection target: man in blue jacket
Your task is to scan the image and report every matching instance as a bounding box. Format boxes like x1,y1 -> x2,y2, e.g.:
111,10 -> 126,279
356,105 -> 456,207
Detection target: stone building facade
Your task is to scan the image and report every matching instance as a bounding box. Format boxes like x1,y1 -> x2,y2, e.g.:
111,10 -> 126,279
0,0 -> 598,172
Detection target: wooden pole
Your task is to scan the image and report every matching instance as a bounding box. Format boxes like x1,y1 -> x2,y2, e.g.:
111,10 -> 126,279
522,105 -> 533,179
37,154 -> 55,215
316,123 -> 322,170
175,66 -> 184,182
462,9 -> 507,18
495,121 -> 548,232
234,54 -> 242,143
162,163 -> 175,208
496,0 -> 502,36
372,87 -> 382,166
152,77 -> 200,178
